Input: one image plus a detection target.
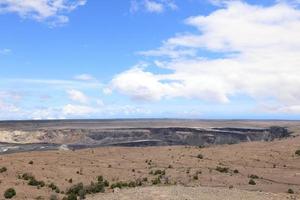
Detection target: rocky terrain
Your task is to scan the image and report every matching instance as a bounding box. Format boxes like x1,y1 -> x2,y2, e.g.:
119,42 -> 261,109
0,120 -> 296,154
87,185 -> 294,200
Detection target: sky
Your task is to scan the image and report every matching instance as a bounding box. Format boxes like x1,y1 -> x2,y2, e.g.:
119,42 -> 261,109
0,0 -> 300,120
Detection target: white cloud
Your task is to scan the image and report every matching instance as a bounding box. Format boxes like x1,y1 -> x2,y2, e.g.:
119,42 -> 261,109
139,45 -> 196,58
0,0 -> 86,25
74,74 -> 95,81
66,89 -> 88,103
111,2 -> 300,113
0,100 -> 19,113
130,0 -> 177,13
208,0 -> 238,6
62,104 -> 94,116
0,48 -> 11,55
144,0 -> 164,13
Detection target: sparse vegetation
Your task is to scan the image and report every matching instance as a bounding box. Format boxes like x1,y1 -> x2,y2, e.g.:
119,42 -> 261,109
29,160 -> 34,165
110,179 -> 142,189
154,169 -> 165,175
215,166 -> 229,173
295,150 -> 300,156
287,188 -> 294,194
0,167 -> 7,173
248,179 -> 256,185
233,169 -> 239,173
65,175 -> 110,199
193,174 -> 198,180
4,188 -> 16,199
249,174 -> 259,179
197,154 -> 203,159
20,173 -> 45,188
48,183 -> 59,191
50,194 -> 58,200
28,177 -> 45,187
151,177 -> 161,185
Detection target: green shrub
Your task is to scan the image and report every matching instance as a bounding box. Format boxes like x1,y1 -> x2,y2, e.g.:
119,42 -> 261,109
128,181 -> 136,187
78,189 -> 85,199
66,183 -> 84,196
97,176 -> 103,182
66,193 -> 77,200
197,154 -> 203,159
0,167 -> 7,173
193,174 -> 198,180
110,182 -> 128,189
154,169 -> 165,175
151,177 -> 161,185
249,174 -> 259,179
4,188 -> 16,199
248,179 -> 256,185
215,166 -> 229,173
21,173 -> 34,180
85,182 -> 105,194
295,150 -> 300,156
50,194 -> 58,200
233,169 -> 239,173
29,161 -> 34,165
103,180 -> 109,187
28,178 -> 45,187
288,188 -> 294,194
48,183 -> 58,191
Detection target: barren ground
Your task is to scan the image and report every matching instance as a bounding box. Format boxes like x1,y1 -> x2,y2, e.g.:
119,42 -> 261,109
0,120 -> 300,199
0,136 -> 299,199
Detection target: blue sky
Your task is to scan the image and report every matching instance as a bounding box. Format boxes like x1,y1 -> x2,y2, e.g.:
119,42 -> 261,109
0,0 -> 300,120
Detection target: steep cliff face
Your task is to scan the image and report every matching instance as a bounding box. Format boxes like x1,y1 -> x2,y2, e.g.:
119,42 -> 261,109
0,124 -> 292,153
83,126 -> 291,147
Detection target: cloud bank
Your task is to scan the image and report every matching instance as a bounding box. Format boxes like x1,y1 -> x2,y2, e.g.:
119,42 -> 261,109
130,0 -> 177,13
112,1 -> 300,113
0,0 -> 86,25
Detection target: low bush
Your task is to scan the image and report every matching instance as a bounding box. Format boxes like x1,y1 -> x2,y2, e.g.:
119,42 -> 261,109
110,181 -> 128,189
50,194 -> 58,200
4,188 -> 16,199
20,173 -> 45,188
21,173 -> 34,180
154,169 -> 165,175
233,169 -> 239,173
28,178 -> 45,187
249,174 -> 259,179
85,182 -> 105,194
248,179 -> 256,185
215,166 -> 229,173
295,150 -> 300,156
66,176 -> 110,199
151,177 -> 161,185
287,188 -> 294,194
197,154 -> 203,159
48,183 -> 59,191
193,174 -> 198,180
0,167 -> 7,173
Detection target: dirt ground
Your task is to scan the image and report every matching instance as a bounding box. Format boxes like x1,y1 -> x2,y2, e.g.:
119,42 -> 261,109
87,185 -> 296,200
0,135 -> 299,199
